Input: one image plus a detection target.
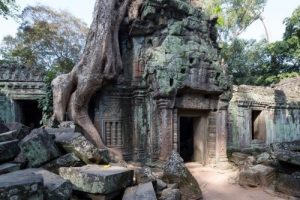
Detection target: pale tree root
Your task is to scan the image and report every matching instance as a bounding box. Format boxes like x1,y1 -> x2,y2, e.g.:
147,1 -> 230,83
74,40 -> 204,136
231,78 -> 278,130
51,0 -> 131,162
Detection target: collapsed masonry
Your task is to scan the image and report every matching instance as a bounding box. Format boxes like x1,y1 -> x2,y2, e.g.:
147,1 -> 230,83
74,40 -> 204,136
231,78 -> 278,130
0,0 -> 299,168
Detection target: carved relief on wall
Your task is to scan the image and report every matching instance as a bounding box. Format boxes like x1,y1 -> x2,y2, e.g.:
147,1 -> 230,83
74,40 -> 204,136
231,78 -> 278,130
0,66 -> 44,82
103,120 -> 124,147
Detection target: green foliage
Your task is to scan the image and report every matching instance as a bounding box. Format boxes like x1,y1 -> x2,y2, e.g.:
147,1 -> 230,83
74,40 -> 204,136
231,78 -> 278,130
221,39 -> 269,85
0,5 -> 88,70
0,0 -> 18,18
200,0 -> 267,40
221,5 -> 300,86
0,5 -> 88,124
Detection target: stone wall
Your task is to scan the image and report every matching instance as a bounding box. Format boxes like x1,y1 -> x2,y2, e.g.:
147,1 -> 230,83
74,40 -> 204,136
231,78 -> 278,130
0,64 -> 45,124
93,0 -> 230,164
228,77 -> 300,149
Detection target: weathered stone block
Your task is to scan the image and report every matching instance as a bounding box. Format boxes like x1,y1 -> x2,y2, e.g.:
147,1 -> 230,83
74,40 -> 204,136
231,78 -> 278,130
256,152 -> 271,164
5,122 -> 31,140
275,172 -> 300,197
0,140 -> 20,163
160,188 -> 181,200
51,129 -> 109,164
19,128 -> 61,167
122,182 -> 157,200
59,164 -> 134,194
27,169 -> 73,200
0,169 -> 44,200
42,153 -> 83,174
0,163 -> 20,175
230,152 -> 249,166
239,164 -> 275,187
163,151 -> 202,200
135,166 -> 156,184
0,130 -> 16,142
0,123 -> 9,134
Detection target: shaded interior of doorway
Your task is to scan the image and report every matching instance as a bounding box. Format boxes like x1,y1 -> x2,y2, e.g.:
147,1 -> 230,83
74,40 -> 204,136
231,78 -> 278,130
180,117 -> 194,162
15,100 -> 42,128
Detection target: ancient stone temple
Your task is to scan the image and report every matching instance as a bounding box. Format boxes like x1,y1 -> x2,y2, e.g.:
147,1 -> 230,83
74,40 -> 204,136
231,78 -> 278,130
228,76 -> 300,149
0,64 -> 45,128
91,0 -> 231,164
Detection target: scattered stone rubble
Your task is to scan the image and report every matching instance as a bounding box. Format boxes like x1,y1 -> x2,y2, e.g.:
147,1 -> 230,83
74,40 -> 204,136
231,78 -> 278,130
0,122 -> 203,200
229,140 -> 300,198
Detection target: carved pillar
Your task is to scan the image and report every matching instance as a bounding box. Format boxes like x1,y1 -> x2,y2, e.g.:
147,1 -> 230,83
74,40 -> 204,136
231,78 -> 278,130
216,109 -> 228,164
132,89 -> 147,161
157,99 -> 174,161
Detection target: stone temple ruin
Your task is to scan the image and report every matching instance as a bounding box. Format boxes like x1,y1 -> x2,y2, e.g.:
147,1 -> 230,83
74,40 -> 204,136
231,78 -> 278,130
228,77 -> 300,150
0,0 -> 300,166
0,0 -> 300,199
0,64 -> 44,128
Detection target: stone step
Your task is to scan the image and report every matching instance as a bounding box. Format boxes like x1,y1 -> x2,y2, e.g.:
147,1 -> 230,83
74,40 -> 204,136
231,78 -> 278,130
0,140 -> 20,163
59,164 -> 134,194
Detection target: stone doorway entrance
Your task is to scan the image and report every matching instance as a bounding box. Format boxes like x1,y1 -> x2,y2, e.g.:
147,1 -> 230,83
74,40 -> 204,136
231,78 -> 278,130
178,110 -> 209,165
14,100 -> 42,128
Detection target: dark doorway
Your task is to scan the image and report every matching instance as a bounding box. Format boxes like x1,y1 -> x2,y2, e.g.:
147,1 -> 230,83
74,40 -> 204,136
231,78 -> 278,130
180,117 -> 194,162
252,110 -> 266,141
14,100 -> 42,128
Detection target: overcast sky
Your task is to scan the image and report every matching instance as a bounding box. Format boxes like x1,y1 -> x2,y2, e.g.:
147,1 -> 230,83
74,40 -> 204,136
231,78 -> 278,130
0,0 -> 299,42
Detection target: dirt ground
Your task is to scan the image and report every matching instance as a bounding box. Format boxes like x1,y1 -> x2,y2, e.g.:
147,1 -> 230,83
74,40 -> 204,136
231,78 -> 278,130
186,162 -> 292,200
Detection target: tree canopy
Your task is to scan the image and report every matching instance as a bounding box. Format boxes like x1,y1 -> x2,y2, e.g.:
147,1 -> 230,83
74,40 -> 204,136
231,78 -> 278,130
200,0 -> 267,41
0,5 -> 88,73
0,0 -> 18,18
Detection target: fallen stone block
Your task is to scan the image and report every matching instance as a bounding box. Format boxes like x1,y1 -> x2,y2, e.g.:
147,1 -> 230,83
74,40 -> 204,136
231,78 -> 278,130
275,172 -> 300,198
230,152 -> 249,166
256,152 -> 271,164
156,179 -> 167,191
5,122 -> 31,140
51,129 -> 109,164
42,153 -> 83,174
0,140 -> 20,163
0,169 -> 44,200
19,128 -> 61,167
160,188 -> 181,200
59,164 -> 133,194
239,164 -> 275,187
0,163 -> 20,175
163,151 -> 202,200
122,182 -> 157,200
27,169 -> 73,200
135,166 -> 156,184
0,130 -> 17,142
0,123 -> 9,134
72,190 -> 122,200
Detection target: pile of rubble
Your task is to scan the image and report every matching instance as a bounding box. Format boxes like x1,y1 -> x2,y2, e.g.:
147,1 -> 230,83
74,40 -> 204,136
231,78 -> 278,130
0,122 -> 202,200
229,140 -> 300,198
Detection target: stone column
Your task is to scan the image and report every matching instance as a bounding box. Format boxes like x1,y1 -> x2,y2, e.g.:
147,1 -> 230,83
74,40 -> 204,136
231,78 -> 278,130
157,99 -> 174,161
132,90 -> 147,162
216,109 -> 228,164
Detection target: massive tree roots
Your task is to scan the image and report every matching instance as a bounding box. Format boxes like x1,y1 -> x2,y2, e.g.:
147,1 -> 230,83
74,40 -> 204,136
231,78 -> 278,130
52,0 -> 130,152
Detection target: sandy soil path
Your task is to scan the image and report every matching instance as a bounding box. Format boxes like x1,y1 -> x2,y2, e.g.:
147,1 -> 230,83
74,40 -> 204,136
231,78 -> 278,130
186,162 -> 289,200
